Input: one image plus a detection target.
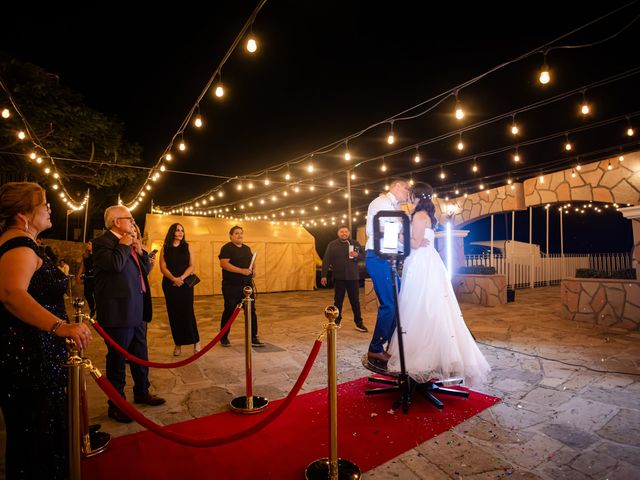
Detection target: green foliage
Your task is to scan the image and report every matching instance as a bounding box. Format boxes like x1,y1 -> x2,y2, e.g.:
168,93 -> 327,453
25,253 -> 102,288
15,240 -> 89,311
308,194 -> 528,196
0,53 -> 145,195
457,265 -> 497,275
575,268 -> 637,279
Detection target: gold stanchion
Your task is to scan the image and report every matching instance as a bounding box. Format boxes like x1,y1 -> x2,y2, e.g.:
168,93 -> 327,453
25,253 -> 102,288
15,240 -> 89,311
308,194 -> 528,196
67,299 -> 83,480
71,298 -> 110,460
305,306 -> 361,480
230,286 -> 269,414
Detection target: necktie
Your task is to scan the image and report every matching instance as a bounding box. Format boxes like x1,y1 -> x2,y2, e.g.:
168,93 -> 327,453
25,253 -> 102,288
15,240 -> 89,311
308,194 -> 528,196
131,249 -> 147,293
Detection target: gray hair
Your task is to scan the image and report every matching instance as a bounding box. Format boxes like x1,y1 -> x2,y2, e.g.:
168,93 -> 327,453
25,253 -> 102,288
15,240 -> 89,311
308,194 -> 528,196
104,205 -> 127,229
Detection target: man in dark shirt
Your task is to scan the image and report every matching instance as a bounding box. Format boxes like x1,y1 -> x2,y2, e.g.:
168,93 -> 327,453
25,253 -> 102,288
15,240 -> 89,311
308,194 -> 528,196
218,225 -> 264,347
321,225 -> 368,332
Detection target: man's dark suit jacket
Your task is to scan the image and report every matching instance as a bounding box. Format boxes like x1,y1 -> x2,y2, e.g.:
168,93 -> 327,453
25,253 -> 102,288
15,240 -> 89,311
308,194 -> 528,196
92,230 -> 150,328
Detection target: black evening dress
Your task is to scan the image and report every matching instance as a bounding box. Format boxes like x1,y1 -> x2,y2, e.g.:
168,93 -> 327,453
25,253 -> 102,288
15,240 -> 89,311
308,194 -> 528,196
0,237 -> 69,479
162,243 -> 199,345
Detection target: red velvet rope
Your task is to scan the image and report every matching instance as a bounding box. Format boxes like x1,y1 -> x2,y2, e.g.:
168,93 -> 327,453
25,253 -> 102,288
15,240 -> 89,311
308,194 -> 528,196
91,338 -> 323,447
90,305 -> 241,368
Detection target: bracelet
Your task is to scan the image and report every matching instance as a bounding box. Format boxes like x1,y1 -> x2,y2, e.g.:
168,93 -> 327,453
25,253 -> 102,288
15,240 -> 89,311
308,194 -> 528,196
50,319 -> 63,334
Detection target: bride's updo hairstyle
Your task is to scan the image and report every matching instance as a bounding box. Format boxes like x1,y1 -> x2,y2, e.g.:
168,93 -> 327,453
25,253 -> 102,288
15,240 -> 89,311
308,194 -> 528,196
411,182 -> 438,229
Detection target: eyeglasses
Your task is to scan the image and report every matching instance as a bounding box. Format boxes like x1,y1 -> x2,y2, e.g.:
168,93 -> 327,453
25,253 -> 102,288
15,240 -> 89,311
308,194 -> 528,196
116,216 -> 135,223
39,202 -> 51,211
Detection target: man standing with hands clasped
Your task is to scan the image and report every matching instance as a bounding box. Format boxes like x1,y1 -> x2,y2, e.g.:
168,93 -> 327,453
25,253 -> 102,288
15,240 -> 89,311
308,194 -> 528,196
218,225 -> 264,347
321,225 -> 367,332
92,205 -> 165,423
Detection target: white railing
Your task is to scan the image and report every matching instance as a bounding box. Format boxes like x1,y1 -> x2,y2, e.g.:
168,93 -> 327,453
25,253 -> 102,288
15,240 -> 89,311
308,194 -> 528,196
464,252 -> 631,289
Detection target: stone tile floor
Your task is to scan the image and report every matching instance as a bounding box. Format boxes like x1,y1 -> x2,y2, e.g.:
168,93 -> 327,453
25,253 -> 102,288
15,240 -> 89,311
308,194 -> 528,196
1,286 -> 639,479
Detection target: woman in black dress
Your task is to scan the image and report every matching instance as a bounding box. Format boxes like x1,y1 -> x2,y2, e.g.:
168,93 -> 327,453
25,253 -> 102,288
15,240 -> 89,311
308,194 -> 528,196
0,182 -> 92,479
159,223 -> 200,355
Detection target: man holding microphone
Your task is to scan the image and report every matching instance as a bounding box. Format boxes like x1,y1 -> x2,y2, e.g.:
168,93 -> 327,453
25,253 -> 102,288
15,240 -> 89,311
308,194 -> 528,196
321,225 -> 367,332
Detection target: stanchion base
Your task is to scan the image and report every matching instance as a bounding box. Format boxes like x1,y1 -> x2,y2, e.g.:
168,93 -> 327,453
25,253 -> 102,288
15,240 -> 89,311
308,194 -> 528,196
82,431 -> 110,458
230,395 -> 269,414
305,458 -> 361,479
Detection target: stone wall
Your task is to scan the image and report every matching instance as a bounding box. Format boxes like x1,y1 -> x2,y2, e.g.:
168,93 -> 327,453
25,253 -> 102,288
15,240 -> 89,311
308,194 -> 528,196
561,278 -> 640,330
452,274 -> 507,306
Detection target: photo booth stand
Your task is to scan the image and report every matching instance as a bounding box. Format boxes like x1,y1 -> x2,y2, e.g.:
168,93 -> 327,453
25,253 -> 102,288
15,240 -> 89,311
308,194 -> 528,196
365,210 -> 469,412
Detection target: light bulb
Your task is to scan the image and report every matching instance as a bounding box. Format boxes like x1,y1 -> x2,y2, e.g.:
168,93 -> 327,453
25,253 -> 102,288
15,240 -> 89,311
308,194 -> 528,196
381,163 -> 387,172
511,124 -> 519,135
307,163 -> 314,173
619,155 -> 625,162
215,84 -> 224,98
440,171 -> 445,179
581,103 -> 590,115
17,131 -> 26,140
539,66 -> 550,85
194,116 -> 203,128
607,163 -> 612,170
414,153 -> 420,163
344,150 -> 351,161
264,178 -> 270,185
455,102 -> 464,120
36,157 -> 42,164
576,164 -> 582,171
472,164 -> 478,172
1,108 -> 9,118
565,142 -> 572,151
514,153 -> 520,162
285,173 -> 291,180
165,153 -> 172,161
457,141 -> 464,151
627,127 -> 635,136
387,133 -> 395,145
29,152 -> 36,159
539,175 -> 545,183
246,36 -> 257,53
179,141 -> 186,151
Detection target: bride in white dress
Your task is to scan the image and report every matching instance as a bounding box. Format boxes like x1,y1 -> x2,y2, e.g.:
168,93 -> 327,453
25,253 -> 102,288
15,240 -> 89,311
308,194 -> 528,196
387,182 -> 490,386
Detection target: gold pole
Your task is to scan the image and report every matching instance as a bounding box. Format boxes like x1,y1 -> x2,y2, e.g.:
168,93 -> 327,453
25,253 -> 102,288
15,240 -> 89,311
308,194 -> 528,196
67,301 -> 83,480
230,286 -> 268,413
244,286 -> 253,410
325,305 -> 339,479
305,306 -> 361,480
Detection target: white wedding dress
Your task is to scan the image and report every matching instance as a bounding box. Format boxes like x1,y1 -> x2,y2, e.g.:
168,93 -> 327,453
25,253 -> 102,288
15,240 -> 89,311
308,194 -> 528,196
387,228 -> 490,386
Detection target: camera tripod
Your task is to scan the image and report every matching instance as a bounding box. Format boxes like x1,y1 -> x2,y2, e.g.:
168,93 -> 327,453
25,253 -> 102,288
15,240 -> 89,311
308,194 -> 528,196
364,253 -> 469,413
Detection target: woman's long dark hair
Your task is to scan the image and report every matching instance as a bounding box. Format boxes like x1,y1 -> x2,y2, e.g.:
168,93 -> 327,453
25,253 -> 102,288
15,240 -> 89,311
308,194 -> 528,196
163,223 -> 187,254
411,182 -> 438,229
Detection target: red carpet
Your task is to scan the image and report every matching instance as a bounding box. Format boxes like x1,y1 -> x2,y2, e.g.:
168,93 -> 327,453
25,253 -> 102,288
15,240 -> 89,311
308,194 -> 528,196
83,377 -> 500,479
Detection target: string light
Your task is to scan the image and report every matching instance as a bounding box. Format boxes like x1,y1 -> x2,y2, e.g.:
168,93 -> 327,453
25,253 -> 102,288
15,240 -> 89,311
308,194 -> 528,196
539,50 -> 550,85
194,115 -> 203,128
513,147 -> 520,163
165,153 -> 173,161
17,131 -> 26,140
1,108 -> 9,118
564,133 -> 572,151
454,91 -> 464,120
413,147 -> 421,163
510,115 -> 519,135
580,91 -> 590,115
626,117 -> 635,136
214,73 -> 225,98
386,122 -> 395,145
457,133 -> 464,151
344,141 -> 351,161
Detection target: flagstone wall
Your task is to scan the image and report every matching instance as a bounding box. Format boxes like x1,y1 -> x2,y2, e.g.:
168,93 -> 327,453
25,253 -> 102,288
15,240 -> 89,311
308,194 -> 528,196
452,274 -> 507,306
561,278 -> 640,330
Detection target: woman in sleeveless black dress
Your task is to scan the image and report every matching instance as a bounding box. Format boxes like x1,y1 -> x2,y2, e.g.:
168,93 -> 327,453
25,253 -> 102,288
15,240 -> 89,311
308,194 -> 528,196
0,182 -> 92,479
159,223 -> 200,355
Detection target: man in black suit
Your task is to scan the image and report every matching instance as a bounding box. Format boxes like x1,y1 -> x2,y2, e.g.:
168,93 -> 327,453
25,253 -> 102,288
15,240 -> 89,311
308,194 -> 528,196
93,205 -> 165,423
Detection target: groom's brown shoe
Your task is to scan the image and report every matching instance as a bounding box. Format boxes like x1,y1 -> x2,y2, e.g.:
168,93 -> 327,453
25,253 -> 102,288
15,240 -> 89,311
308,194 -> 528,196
367,351 -> 391,371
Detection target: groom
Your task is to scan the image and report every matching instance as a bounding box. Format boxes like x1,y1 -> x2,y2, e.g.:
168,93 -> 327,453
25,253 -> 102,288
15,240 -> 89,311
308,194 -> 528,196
364,178 -> 410,370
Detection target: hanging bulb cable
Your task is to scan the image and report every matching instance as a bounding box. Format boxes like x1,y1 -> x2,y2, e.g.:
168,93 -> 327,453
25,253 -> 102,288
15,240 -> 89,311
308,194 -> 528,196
510,115 -> 519,135
194,105 -> 203,128
387,122 -> 395,145
580,90 -> 590,115
564,133 -> 572,151
246,22 -> 258,53
539,50 -> 551,85
214,72 -> 225,98
626,117 -> 635,137
454,91 -> 464,120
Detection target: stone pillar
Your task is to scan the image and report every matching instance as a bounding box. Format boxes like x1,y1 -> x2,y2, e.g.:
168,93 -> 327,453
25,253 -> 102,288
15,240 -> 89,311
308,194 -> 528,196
434,229 -> 470,275
619,206 -> 640,280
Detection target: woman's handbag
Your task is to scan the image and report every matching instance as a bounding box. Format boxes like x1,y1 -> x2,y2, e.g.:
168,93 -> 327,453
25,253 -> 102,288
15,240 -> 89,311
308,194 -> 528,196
183,273 -> 201,288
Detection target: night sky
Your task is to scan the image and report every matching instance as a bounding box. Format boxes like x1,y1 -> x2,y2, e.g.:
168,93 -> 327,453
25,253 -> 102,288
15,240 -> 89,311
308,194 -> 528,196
1,1 -> 638,253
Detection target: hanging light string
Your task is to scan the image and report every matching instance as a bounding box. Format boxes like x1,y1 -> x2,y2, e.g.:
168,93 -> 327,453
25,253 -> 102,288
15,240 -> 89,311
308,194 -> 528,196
122,0 -> 268,209
158,1 -> 639,211
160,66 -> 640,213
0,76 -> 87,210
188,114 -> 640,219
